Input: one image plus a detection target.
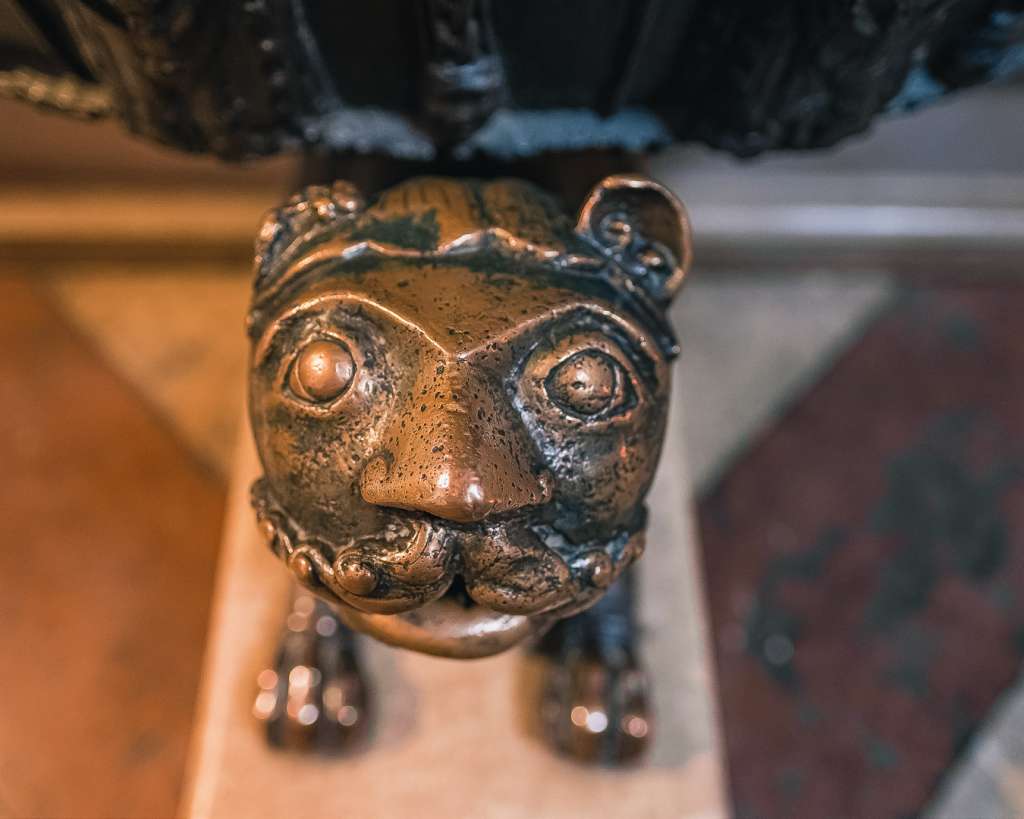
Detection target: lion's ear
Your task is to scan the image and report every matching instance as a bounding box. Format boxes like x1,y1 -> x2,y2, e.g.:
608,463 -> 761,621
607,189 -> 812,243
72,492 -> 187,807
576,174 -> 692,306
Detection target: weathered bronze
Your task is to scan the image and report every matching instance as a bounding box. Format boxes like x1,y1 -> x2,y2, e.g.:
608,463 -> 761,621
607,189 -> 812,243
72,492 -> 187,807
248,173 -> 690,760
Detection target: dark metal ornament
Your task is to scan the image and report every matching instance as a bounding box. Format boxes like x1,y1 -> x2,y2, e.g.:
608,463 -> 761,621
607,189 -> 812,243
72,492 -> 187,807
5,1 -> 1019,160
416,0 -> 506,145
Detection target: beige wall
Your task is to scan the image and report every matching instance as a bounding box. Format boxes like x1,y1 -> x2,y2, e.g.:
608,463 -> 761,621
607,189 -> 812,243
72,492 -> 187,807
0,99 -> 293,189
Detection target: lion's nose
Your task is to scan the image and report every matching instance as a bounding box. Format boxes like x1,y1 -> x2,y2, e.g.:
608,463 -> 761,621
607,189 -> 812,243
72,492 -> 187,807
360,388 -> 551,524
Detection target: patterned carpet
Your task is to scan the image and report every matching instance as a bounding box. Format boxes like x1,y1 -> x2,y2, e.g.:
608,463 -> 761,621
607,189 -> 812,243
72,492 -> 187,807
699,282 -> 1024,818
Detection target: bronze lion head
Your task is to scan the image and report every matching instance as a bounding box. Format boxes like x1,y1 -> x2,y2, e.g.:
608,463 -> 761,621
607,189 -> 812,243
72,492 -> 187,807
248,174 -> 691,658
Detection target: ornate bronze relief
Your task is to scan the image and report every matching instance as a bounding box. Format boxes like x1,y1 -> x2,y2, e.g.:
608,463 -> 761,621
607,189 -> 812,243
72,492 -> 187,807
248,173 -> 691,760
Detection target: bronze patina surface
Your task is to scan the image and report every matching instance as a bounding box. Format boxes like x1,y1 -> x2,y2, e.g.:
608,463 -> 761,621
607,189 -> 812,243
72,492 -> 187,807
248,174 -> 690,661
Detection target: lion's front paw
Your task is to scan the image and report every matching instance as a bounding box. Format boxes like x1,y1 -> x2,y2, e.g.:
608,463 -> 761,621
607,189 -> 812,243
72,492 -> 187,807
538,647 -> 652,765
252,592 -> 370,753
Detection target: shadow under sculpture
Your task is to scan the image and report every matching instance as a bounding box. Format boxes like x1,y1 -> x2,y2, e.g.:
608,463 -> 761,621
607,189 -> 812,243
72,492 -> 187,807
247,173 -> 692,763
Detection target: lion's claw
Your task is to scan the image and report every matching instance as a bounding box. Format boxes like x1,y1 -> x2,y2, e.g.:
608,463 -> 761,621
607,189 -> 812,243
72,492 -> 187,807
538,646 -> 652,764
253,592 -> 370,753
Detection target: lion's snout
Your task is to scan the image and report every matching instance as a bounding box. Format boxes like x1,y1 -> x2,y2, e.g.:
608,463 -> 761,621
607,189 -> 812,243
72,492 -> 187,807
358,364 -> 553,524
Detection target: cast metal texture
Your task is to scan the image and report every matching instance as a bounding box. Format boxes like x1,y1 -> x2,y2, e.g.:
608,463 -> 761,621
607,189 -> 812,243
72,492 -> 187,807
246,174 -> 692,659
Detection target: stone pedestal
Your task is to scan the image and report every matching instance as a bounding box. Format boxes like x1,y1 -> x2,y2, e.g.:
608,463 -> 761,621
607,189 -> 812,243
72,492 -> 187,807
182,369 -> 726,818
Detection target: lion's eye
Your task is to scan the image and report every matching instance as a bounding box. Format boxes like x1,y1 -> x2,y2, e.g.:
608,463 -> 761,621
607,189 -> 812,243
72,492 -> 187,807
288,339 -> 355,403
545,349 -> 631,418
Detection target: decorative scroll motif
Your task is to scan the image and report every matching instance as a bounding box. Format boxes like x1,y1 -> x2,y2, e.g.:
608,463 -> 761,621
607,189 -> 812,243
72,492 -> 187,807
417,0 -> 506,144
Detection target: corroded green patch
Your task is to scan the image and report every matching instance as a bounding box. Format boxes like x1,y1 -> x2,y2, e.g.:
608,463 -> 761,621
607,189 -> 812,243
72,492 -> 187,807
348,210 -> 441,251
